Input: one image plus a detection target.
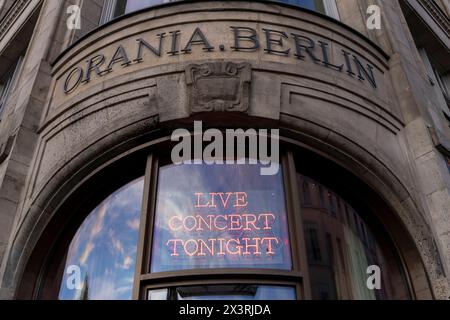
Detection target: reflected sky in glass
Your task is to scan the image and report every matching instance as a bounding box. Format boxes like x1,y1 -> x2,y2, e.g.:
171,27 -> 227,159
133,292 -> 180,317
151,162 -> 292,272
278,0 -> 325,12
59,177 -> 144,300
125,0 -> 173,13
124,1 -> 325,15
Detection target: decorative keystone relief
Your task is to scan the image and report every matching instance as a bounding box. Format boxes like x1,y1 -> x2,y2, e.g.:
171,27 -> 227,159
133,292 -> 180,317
185,62 -> 251,114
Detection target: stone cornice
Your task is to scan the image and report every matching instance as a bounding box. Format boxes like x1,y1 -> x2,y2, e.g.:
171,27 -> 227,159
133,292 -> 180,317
418,0 -> 450,38
0,0 -> 29,45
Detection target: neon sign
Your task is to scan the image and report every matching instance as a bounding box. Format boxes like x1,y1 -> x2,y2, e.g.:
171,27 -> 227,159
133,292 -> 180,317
151,184 -> 292,272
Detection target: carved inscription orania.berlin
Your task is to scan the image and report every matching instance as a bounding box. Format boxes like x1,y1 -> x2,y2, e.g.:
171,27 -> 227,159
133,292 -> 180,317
63,26 -> 379,94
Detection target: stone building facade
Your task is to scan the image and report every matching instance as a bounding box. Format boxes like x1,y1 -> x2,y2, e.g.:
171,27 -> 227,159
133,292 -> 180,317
0,0 -> 449,299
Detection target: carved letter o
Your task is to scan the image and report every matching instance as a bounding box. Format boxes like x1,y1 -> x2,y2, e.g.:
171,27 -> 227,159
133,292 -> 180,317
64,67 -> 84,94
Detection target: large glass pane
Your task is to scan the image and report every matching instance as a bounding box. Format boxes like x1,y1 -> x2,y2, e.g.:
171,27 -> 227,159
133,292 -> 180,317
113,1 -> 328,18
297,174 -> 411,300
124,0 -> 175,14
148,284 -> 296,300
276,0 -> 326,14
151,162 -> 292,272
0,56 -> 23,117
58,177 -> 144,300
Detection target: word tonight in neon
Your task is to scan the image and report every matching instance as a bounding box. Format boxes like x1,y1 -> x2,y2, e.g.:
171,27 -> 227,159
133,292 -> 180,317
165,191 -> 281,257
166,237 -> 279,257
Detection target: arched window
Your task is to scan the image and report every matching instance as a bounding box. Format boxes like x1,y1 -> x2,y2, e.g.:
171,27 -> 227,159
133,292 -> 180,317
58,177 -> 144,300
41,146 -> 414,300
294,149 -> 411,300
298,173 -> 410,299
279,0 -> 340,18
100,0 -> 340,24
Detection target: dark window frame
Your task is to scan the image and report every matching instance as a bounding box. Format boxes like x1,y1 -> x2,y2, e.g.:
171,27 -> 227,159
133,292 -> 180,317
132,150 -> 310,300
0,55 -> 23,118
31,138 -> 417,300
100,0 -> 339,24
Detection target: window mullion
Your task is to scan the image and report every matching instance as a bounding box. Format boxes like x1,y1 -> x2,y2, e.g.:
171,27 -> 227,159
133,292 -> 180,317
133,154 -> 159,300
283,151 -> 312,299
323,0 -> 340,20
99,0 -> 118,24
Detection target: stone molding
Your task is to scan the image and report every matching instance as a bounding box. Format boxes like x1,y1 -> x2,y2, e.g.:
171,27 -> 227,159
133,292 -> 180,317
418,0 -> 450,38
0,0 -> 29,44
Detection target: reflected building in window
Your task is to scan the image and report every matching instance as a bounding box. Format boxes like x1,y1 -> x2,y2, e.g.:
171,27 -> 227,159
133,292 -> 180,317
297,174 -> 410,300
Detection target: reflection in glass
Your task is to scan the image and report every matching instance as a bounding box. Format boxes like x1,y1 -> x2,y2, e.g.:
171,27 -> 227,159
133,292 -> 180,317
297,174 -> 411,300
112,0 -> 328,18
151,162 -> 292,272
277,0 -> 326,13
148,285 -> 296,300
58,177 -> 144,300
125,0 -> 172,14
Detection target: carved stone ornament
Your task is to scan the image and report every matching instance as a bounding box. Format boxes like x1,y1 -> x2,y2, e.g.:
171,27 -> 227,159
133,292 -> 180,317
185,61 -> 251,114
